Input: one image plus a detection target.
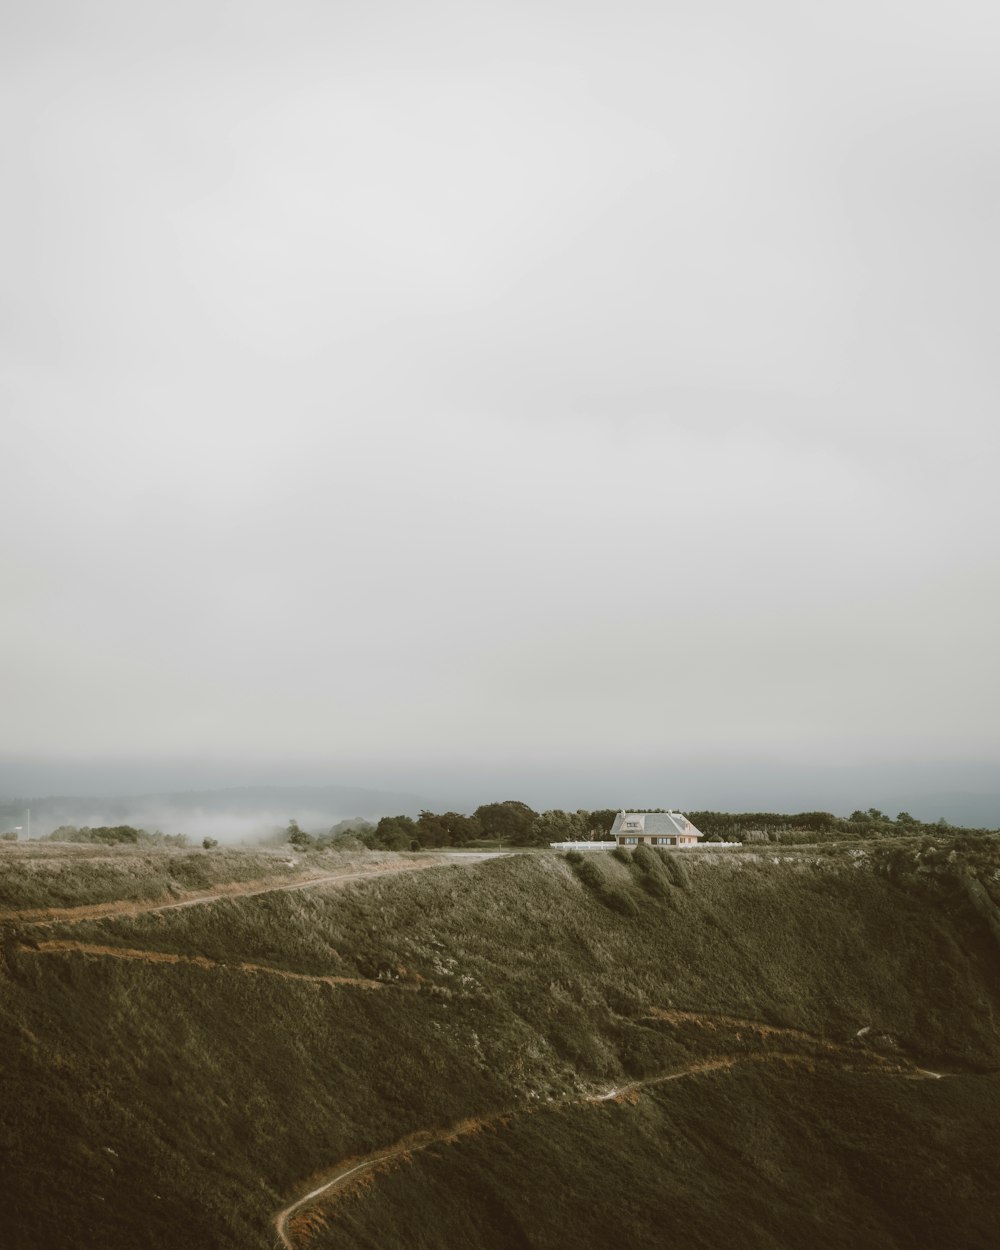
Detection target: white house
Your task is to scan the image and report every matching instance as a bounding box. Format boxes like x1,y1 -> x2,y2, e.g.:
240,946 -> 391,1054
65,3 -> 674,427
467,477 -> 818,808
609,810 -> 703,847
550,810 -> 713,851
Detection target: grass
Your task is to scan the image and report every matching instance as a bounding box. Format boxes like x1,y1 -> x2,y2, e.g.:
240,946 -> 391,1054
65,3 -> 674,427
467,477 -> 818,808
1,840 -> 999,1248
319,1066 -> 1000,1250
0,843 -> 403,913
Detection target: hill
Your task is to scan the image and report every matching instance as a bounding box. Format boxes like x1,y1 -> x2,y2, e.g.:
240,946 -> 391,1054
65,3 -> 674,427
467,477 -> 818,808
1,837 -> 999,1248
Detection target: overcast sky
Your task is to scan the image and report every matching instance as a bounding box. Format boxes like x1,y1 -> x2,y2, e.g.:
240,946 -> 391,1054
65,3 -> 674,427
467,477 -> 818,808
3,1 -> 999,809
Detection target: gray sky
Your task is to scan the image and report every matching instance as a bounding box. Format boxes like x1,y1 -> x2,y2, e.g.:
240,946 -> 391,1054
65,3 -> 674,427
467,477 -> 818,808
3,1 -> 999,810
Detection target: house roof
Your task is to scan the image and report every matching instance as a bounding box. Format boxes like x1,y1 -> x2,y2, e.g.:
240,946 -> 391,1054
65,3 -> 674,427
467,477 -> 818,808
610,811 -> 703,839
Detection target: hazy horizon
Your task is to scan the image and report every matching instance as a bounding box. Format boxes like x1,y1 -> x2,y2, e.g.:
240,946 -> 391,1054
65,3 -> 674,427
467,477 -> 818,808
3,3 -> 998,807
3,753 -> 1000,834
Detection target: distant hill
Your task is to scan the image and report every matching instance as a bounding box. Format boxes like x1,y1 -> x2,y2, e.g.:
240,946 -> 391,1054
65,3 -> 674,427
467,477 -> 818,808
0,784 -> 430,842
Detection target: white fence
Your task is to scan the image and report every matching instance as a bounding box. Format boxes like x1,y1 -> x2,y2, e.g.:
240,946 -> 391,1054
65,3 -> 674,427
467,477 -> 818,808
549,841 -> 615,851
550,840 -> 742,851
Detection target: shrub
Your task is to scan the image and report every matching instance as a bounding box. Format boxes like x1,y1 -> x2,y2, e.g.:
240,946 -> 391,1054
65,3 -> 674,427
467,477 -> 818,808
628,845 -> 672,899
571,856 -> 641,916
574,859 -> 605,891
286,821 -> 313,850
603,888 -> 640,917
655,849 -> 691,890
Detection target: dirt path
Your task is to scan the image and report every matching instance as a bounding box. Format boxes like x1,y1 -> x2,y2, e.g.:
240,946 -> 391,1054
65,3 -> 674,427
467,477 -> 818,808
13,938 -> 476,1002
642,1008 -> 952,1075
274,1117 -> 512,1250
18,941 -> 394,991
0,857 -> 454,928
645,1007 -> 831,1041
273,1029 -> 941,1249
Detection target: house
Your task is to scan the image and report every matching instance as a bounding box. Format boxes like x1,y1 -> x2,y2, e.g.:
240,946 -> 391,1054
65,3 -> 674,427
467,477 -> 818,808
547,809 -> 717,852
609,810 -> 703,848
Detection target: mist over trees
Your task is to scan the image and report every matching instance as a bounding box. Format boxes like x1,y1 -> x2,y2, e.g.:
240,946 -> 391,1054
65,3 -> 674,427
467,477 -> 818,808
40,824 -> 190,847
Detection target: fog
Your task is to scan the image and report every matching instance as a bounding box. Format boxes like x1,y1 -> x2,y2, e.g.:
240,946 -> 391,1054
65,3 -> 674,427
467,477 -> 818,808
27,805 -> 360,845
2,2 -> 998,816
3,758 -> 1000,836
0,779 -> 430,843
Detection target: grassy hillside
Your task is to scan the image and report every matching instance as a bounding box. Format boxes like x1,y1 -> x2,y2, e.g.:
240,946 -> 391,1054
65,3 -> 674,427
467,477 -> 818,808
322,1066 -> 1000,1250
0,841 -> 321,912
1,840 -> 998,1249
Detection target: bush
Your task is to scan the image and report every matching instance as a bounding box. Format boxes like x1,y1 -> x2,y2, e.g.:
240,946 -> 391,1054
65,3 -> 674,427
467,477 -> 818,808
603,888 -> 640,917
655,849 -> 691,890
79,825 -> 141,845
571,856 -> 641,916
574,859 -> 605,891
286,821 -> 313,851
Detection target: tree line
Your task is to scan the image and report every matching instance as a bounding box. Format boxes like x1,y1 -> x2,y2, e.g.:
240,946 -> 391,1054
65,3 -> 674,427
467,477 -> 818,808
288,803 -> 996,852
27,806 -> 993,855
283,802 -> 619,852
687,809 -> 992,844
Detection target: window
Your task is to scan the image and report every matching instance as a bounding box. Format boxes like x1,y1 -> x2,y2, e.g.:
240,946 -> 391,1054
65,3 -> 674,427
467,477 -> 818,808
624,836 -> 638,844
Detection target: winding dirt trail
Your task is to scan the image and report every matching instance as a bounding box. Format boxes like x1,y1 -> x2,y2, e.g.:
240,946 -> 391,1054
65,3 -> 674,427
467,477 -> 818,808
273,1026 -> 943,1249
0,857 -> 456,928
18,941 -> 394,991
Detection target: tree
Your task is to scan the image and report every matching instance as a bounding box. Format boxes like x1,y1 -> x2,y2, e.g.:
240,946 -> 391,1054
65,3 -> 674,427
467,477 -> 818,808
286,820 -> 313,850
790,812 -> 838,833
587,809 -> 619,837
415,810 -> 482,847
370,815 -> 418,850
530,810 -> 590,844
474,800 -> 538,846
328,818 -> 375,839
